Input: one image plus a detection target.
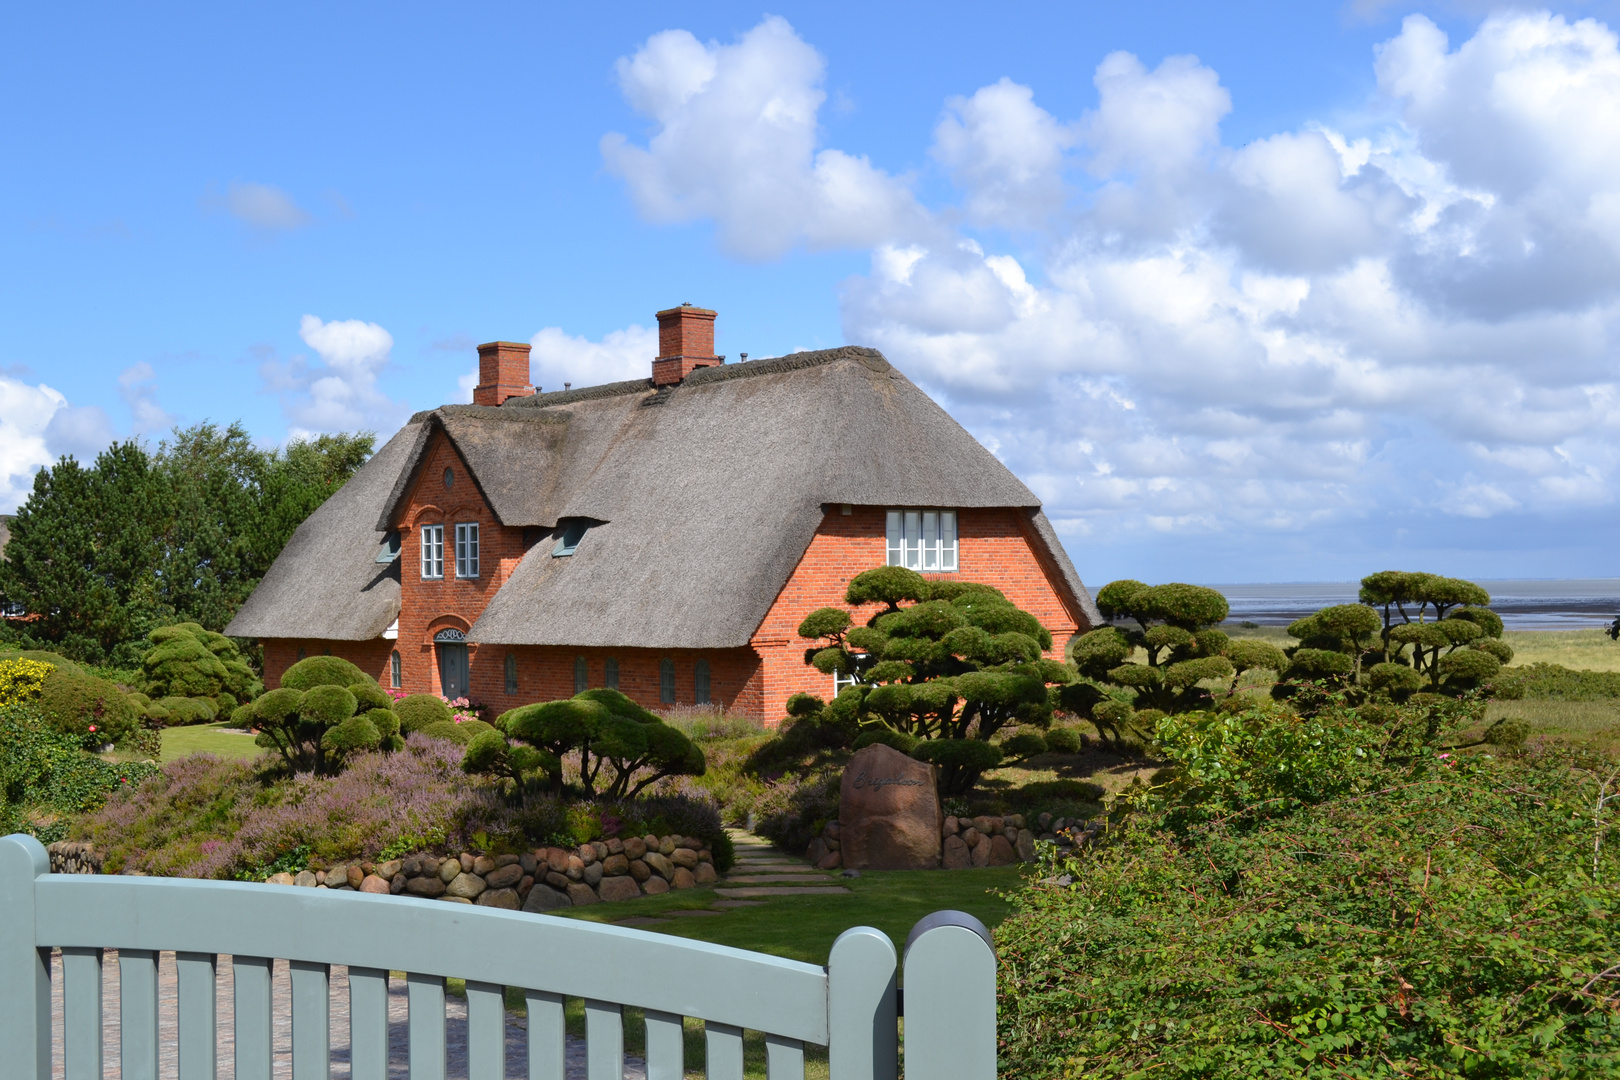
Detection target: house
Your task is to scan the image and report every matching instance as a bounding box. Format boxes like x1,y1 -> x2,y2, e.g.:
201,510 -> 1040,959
224,305 -> 1103,723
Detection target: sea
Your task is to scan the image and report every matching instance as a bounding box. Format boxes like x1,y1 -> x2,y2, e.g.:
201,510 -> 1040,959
1204,579 -> 1620,631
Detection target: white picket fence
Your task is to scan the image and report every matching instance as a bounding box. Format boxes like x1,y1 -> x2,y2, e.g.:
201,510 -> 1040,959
0,833 -> 996,1080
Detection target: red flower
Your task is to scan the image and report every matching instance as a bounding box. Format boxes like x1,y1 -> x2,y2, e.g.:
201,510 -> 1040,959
88,725 -> 97,732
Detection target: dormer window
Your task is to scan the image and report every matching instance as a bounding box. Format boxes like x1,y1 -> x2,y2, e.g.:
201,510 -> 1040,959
376,531 -> 402,563
552,518 -> 591,557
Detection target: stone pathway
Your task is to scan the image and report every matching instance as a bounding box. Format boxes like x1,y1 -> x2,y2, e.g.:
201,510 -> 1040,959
609,835 -> 855,932
48,949 -> 646,1079
711,830 -> 849,900
609,830 -> 849,927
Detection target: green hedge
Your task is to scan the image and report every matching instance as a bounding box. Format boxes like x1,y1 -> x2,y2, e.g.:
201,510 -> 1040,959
997,732 -> 1620,1076
0,706 -> 158,842
1496,662 -> 1620,701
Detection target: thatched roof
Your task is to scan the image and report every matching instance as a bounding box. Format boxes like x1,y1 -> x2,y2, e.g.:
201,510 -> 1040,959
229,347 -> 1101,646
224,425 -> 415,641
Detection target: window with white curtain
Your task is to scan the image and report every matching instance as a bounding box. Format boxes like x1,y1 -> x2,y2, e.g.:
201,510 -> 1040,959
420,525 -> 444,579
885,510 -> 958,572
455,522 -> 480,579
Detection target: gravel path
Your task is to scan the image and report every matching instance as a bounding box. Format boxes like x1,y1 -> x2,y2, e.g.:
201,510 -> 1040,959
49,949 -> 647,1079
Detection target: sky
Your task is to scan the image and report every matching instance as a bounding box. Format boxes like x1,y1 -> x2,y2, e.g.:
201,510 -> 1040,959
4,1 -> 1620,585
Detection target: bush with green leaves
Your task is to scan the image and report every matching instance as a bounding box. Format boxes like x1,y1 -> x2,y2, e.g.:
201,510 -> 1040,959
245,656 -> 401,775
466,688 -> 706,800
1064,580 -> 1285,739
1,705 -> 158,842
1272,572 -> 1512,700
997,732 -> 1620,1077
791,567 -> 1070,796
139,622 -> 259,720
1494,662 -> 1620,701
394,693 -> 454,734
36,667 -> 142,749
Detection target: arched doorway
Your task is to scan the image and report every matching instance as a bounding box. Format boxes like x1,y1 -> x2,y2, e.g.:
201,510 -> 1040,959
434,628 -> 469,700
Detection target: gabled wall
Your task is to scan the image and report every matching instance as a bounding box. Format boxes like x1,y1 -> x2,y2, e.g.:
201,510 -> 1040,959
749,505 -> 1085,722
395,431 -> 530,698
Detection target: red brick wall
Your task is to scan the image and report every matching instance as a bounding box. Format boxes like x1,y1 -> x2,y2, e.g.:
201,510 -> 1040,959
263,638 -> 396,691
460,645 -> 761,717
749,506 -> 1085,722
395,432 -> 530,699
263,486 -> 1087,729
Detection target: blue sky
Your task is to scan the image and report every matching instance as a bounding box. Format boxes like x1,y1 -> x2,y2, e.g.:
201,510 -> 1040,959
4,2 -> 1620,585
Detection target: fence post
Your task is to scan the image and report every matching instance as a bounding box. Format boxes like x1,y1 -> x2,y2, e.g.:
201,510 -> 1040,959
826,926 -> 897,1080
901,911 -> 996,1080
0,833 -> 51,1080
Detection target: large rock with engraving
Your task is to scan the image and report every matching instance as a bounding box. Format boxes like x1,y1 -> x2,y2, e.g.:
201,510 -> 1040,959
839,743 -> 941,870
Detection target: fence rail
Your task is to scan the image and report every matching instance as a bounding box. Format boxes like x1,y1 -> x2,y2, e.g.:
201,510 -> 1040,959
0,833 -> 995,1080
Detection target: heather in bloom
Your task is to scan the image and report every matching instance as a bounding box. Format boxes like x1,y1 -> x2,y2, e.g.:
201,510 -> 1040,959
76,734 -> 514,877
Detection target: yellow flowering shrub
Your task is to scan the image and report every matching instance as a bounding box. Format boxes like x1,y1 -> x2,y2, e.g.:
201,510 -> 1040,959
0,659 -> 54,706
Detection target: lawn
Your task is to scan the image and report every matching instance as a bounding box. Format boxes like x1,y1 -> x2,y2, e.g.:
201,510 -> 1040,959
555,863 -> 1025,965
473,864 -> 1027,1079
158,722 -> 262,762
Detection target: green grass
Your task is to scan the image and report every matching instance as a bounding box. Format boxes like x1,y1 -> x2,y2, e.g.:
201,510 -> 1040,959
1480,698 -> 1620,754
1500,628 -> 1620,671
555,864 -> 1025,964
158,722 -> 262,763
468,865 -> 1023,1078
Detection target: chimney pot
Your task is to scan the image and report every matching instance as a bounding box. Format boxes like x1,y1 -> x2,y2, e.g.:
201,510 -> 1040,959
652,305 -> 721,386
473,341 -> 533,406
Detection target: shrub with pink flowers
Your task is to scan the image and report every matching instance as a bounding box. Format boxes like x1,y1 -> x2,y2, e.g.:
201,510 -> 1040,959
75,734 -> 518,877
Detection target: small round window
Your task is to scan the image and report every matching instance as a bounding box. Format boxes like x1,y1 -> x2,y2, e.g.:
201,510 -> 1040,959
443,467 -> 454,489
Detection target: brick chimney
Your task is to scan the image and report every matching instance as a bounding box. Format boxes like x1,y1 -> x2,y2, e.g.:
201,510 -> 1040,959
651,305 -> 721,386
473,341 -> 533,405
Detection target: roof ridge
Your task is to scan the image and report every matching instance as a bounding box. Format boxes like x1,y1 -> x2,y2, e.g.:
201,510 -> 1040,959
500,345 -> 890,410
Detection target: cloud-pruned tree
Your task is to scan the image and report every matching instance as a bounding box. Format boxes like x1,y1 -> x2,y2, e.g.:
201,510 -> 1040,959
791,566 -> 1070,796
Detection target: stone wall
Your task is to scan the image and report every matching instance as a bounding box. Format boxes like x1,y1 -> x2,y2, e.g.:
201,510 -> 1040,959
807,811 -> 1103,870
264,833 -> 719,911
47,840 -> 103,875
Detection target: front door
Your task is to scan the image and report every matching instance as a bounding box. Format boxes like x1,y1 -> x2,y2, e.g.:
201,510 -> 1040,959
437,641 -> 469,700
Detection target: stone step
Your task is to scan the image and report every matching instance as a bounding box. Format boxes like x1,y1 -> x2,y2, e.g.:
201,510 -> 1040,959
714,886 -> 851,898
722,874 -> 836,885
711,899 -> 768,908
666,909 -> 727,918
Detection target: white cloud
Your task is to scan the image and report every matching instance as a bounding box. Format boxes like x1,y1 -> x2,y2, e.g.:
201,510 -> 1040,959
0,378 -> 83,510
529,324 -> 658,391
602,12 -> 1620,572
117,362 -> 174,433
224,182 -> 313,231
601,17 -> 930,259
933,78 -> 1074,229
261,315 -> 408,439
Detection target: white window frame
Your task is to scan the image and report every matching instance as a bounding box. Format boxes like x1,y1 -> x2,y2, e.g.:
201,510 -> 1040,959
455,522 -> 480,579
420,524 -> 444,579
886,509 -> 957,573
833,670 -> 858,695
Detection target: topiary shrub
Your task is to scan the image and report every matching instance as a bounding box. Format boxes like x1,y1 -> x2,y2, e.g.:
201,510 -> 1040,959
911,738 -> 1002,794
251,656 -> 401,775
157,695 -> 217,726
141,623 -> 259,703
1044,726 -> 1085,754
279,655 -> 371,691
999,731 -> 1049,762
393,693 -> 452,734
37,668 -> 141,748
852,726 -> 919,754
422,718 -> 493,746
470,688 -> 706,800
